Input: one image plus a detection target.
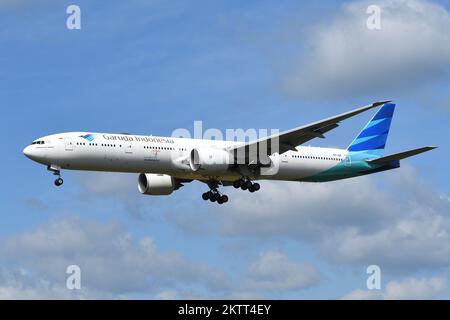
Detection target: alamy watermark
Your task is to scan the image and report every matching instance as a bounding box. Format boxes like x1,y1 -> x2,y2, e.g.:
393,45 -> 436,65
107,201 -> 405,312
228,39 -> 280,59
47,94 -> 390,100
366,265 -> 382,290
366,5 -> 382,30
66,264 -> 81,290
66,5 -> 81,30
170,121 -> 281,175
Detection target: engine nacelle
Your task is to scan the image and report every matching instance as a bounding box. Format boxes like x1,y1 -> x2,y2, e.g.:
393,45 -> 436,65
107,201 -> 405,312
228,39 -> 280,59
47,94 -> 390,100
138,173 -> 176,195
189,148 -> 232,173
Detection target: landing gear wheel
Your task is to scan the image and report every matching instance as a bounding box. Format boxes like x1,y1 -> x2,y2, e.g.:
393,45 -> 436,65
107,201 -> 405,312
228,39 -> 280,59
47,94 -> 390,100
48,165 -> 63,187
220,195 -> 229,203
241,184 -> 248,191
209,192 -> 220,202
252,183 -> 260,191
245,181 -> 253,189
248,185 -> 256,192
233,180 -> 241,188
203,181 -> 230,204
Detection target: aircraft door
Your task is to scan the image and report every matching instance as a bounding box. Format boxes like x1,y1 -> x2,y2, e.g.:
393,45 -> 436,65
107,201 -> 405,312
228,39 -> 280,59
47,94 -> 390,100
124,142 -> 133,154
65,138 -> 74,151
344,155 -> 351,167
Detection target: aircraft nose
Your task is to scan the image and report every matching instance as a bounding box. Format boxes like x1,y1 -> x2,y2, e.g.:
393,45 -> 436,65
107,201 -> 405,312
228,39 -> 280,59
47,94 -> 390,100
23,144 -> 48,164
23,145 -> 34,159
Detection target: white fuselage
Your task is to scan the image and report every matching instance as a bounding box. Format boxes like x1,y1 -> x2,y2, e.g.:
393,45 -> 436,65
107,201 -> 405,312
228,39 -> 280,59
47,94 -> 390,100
23,132 -> 350,182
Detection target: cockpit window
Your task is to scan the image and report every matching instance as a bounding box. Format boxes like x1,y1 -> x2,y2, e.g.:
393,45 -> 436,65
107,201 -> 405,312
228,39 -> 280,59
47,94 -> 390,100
31,141 -> 45,145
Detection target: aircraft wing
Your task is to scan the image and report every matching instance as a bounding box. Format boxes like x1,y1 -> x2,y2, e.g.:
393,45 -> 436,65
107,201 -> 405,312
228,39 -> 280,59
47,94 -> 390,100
228,101 -> 392,164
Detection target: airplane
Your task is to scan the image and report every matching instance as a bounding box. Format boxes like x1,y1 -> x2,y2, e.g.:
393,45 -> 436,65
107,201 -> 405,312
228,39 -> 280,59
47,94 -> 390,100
23,101 -> 436,204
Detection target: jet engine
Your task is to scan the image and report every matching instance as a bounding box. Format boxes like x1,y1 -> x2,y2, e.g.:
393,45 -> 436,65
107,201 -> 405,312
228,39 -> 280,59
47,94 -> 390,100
138,173 -> 179,195
189,148 -> 232,173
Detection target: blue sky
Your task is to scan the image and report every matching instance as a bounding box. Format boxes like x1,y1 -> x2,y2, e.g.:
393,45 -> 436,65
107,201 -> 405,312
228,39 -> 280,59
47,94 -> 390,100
0,0 -> 449,299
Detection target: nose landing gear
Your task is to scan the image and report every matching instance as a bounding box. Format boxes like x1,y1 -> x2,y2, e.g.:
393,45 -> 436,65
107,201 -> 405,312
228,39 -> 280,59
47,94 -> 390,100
48,165 -> 63,187
54,177 -> 64,187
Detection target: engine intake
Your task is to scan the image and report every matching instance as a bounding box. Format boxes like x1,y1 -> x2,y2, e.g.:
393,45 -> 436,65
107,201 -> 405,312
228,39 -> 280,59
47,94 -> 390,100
138,173 -> 177,195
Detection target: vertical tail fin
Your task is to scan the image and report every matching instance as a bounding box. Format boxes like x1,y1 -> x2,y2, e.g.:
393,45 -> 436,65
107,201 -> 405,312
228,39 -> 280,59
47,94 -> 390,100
347,103 -> 395,155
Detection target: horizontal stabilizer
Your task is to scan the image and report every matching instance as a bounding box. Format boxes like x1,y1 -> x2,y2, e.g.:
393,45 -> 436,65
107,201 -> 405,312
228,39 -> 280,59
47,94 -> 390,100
367,146 -> 437,164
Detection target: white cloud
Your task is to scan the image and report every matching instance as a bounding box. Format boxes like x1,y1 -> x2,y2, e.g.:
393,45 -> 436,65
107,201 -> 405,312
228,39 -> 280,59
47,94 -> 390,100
320,209 -> 450,271
342,277 -> 447,299
169,165 -> 450,274
0,285 -> 66,300
0,267 -> 92,299
215,176 -> 395,240
319,166 -> 450,271
0,217 -> 230,298
383,277 -> 447,299
341,289 -> 383,300
244,250 -> 321,291
282,0 -> 450,100
0,217 -> 323,299
154,290 -> 178,300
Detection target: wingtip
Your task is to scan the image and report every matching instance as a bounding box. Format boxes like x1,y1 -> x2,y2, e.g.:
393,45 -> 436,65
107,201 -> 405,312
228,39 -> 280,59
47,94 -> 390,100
372,100 -> 393,107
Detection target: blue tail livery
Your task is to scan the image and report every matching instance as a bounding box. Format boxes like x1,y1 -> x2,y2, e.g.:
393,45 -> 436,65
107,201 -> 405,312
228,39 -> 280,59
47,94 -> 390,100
347,103 -> 395,155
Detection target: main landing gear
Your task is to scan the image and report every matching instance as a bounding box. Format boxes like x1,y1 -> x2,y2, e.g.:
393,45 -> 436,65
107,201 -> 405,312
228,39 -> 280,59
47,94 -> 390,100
233,178 -> 260,193
202,181 -> 229,205
202,189 -> 229,204
201,178 -> 260,204
48,165 -> 63,187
